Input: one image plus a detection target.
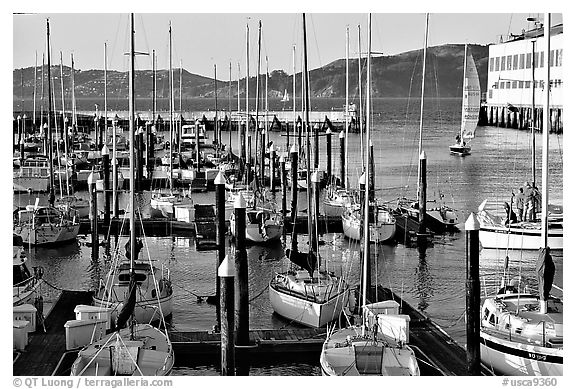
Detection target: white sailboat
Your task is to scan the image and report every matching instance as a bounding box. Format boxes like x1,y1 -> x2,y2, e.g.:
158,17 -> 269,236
449,44 -> 481,156
269,14 -> 350,328
13,246 -> 43,306
71,14 -> 174,376
395,15 -> 459,233
479,16 -> 563,376
321,16 -> 419,375
281,89 -> 289,102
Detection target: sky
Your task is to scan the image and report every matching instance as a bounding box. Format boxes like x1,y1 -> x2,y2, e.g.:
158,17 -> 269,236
11,4 -> 565,80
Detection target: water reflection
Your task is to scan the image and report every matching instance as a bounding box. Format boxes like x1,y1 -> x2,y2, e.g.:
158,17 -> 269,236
414,242 -> 433,312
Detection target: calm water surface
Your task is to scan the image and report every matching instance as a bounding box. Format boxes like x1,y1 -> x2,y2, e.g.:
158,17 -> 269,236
14,98 -> 563,375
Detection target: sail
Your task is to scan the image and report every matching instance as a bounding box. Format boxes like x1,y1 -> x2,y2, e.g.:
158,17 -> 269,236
536,247 -> 555,301
115,273 -> 136,330
286,248 -> 317,277
281,89 -> 289,102
460,51 -> 481,140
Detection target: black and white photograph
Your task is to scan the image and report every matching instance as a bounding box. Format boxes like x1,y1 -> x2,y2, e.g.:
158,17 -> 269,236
10,2 -> 566,383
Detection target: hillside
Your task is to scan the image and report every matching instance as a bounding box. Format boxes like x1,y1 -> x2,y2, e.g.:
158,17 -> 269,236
13,43 -> 488,105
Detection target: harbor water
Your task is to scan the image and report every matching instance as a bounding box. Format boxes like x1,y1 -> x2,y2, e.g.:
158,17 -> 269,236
13,98 -> 563,375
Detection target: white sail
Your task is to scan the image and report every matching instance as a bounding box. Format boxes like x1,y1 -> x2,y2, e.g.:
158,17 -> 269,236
281,89 -> 289,102
461,49 -> 481,140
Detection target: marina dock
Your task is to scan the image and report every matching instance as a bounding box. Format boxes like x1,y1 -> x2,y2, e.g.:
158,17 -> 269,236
14,286 -> 491,376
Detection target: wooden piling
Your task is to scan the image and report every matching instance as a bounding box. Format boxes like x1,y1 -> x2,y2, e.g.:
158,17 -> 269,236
214,172 -> 226,331
270,147 -> 276,192
102,145 -> 110,226
233,195 -> 249,376
290,144 -> 298,253
218,255 -> 235,376
88,172 -> 98,261
260,127 -> 266,187
311,170 -> 320,251
138,127 -> 145,191
326,128 -> 332,185
195,119 -> 201,172
313,123 -> 319,169
465,213 -> 481,375
279,155 -> 287,241
418,151 -> 427,234
339,130 -> 345,187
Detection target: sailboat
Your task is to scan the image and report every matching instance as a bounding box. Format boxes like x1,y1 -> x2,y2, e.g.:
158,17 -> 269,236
71,14 -> 174,376
13,245 -> 43,306
320,15 -> 419,375
13,19 -> 80,246
269,14 -> 350,328
395,14 -> 459,233
449,44 -> 481,156
281,89 -> 289,102
479,16 -> 562,376
150,22 -> 192,218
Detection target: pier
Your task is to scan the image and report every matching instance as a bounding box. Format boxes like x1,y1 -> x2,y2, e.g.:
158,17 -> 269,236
14,286 -> 492,376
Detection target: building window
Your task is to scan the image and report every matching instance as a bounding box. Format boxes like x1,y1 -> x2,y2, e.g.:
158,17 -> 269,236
512,81 -> 517,88
519,54 -> 525,69
540,51 -> 544,68
495,57 -> 500,71
506,81 -> 511,89
489,90 -> 493,99
507,55 -> 512,70
518,81 -> 523,89
550,50 -> 555,66
557,49 -> 562,67
526,52 -> 532,68
513,54 -> 518,70
500,81 -> 505,89
540,80 -> 545,89
501,56 -> 506,70
489,57 -> 494,72
493,82 -> 498,89
533,52 -> 538,68
525,81 -> 531,88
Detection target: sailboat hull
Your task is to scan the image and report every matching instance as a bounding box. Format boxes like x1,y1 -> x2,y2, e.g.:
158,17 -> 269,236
449,143 -> 471,156
342,214 -> 396,243
268,282 -> 349,328
478,226 -> 563,250
481,331 -> 562,376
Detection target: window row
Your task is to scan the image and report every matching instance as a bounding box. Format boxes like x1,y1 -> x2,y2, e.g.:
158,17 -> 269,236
489,49 -> 563,72
492,79 -> 563,89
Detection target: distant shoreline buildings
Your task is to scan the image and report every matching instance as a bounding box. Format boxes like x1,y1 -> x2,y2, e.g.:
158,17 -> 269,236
485,22 -> 563,133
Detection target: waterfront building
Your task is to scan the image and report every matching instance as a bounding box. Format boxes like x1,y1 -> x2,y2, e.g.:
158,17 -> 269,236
485,23 -> 563,133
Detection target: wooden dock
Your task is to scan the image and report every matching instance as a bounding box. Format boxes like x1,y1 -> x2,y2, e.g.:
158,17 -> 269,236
13,290 -> 93,376
14,286 -> 491,376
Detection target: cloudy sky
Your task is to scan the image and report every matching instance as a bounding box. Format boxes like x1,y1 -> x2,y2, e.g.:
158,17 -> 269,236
11,2 -> 564,80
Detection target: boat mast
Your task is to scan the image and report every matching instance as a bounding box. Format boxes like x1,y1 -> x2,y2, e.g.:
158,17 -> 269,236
361,14 -> 372,336
416,13 -> 429,199
531,39 -> 536,188
302,13 -> 314,256
33,52 -> 37,130
71,54 -> 76,133
104,42 -> 108,150
128,12 -> 137,337
345,26 -> 349,189
245,22 -> 249,175
541,14 -> 550,250
358,24 -> 364,164
459,44 -> 468,143
179,60 -> 183,157
60,52 -> 70,196
292,45 -> 296,143
168,21 -> 174,193
46,18 -> 55,206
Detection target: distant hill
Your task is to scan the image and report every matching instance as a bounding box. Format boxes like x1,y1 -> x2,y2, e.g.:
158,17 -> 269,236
13,43 -> 488,105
